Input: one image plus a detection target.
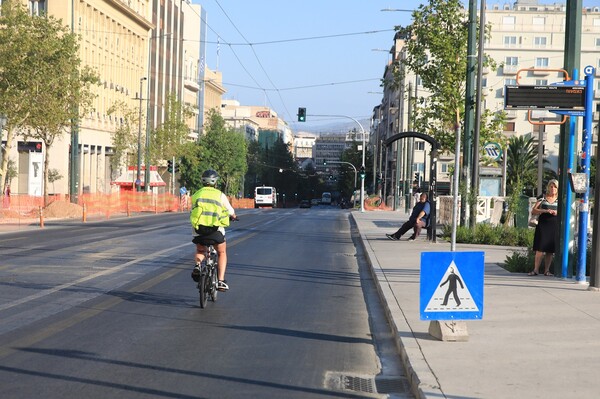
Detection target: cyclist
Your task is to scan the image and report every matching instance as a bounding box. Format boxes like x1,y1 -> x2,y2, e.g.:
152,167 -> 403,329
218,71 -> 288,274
190,169 -> 237,291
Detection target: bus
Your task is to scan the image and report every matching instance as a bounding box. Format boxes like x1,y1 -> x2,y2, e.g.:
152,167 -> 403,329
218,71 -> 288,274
321,192 -> 332,205
254,186 -> 277,208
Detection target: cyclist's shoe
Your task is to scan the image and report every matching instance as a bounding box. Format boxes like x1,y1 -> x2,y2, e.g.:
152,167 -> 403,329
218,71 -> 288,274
217,280 -> 229,291
191,264 -> 201,282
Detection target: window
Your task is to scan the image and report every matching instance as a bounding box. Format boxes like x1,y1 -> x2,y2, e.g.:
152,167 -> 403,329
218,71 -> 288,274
504,78 -> 517,85
440,163 -> 449,173
596,38 -> 600,47
504,122 -> 516,132
535,57 -> 549,67
535,79 -> 548,85
534,37 -> 547,48
503,16 -> 516,25
415,141 -> 425,151
532,17 -> 545,25
504,36 -> 517,47
505,56 -> 518,66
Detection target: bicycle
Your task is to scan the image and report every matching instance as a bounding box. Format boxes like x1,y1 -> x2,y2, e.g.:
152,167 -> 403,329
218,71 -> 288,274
196,241 -> 219,308
195,216 -> 238,308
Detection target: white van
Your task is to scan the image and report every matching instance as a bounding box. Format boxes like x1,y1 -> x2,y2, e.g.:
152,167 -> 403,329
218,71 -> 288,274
254,186 -> 277,208
321,192 -> 332,205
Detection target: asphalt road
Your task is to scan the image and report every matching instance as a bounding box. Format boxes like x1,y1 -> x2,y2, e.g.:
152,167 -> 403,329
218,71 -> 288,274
0,207 -> 410,398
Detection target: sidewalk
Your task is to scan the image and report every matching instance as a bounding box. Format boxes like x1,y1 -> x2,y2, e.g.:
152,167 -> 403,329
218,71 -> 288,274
352,210 -> 600,399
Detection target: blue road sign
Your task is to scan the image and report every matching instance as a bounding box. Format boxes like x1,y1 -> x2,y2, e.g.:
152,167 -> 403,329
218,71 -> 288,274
420,251 -> 484,320
180,186 -> 187,196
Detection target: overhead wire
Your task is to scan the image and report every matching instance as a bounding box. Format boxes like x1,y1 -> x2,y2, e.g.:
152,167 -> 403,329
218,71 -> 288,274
213,0 -> 295,123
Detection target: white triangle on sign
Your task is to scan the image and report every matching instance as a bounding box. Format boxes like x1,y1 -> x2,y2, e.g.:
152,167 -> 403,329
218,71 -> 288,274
425,260 -> 479,312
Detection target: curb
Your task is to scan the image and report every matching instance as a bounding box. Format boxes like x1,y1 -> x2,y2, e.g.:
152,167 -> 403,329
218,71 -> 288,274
351,213 -> 443,399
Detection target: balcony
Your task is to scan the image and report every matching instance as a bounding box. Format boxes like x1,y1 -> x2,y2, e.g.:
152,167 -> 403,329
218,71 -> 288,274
502,65 -> 519,75
184,78 -> 199,92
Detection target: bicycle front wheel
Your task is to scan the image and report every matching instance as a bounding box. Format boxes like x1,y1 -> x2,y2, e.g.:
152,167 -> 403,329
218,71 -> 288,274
198,274 -> 209,308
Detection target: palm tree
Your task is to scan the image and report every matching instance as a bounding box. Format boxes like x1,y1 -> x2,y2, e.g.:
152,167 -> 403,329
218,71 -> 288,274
506,136 -> 537,196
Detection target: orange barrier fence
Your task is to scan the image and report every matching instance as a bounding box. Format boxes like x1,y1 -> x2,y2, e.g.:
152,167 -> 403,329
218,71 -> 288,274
364,196 -> 392,211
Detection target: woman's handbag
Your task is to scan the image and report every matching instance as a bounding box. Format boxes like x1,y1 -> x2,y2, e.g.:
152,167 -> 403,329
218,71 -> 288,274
528,214 -> 539,228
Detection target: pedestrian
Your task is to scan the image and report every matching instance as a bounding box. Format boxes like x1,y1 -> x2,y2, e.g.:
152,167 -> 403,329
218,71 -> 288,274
528,179 -> 559,276
386,192 -> 430,241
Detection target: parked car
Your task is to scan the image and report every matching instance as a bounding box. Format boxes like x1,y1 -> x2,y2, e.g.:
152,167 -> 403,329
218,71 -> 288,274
299,200 -> 311,208
310,199 -> 320,206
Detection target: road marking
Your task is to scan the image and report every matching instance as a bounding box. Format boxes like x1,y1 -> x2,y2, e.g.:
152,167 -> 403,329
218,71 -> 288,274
0,243 -> 189,313
0,267 -> 181,359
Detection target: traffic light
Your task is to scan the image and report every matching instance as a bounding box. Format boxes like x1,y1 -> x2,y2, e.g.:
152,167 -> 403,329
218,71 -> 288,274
174,162 -> 180,173
414,172 -> 420,183
359,166 -> 366,179
167,159 -> 173,173
297,107 -> 306,122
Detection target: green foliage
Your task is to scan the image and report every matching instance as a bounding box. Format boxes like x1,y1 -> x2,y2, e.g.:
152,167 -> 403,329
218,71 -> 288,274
107,101 -> 139,171
503,249 -> 535,273
392,0 -> 503,153
0,0 -> 99,198
180,110 -> 247,195
151,92 -> 195,163
506,136 -> 537,196
441,223 -> 534,247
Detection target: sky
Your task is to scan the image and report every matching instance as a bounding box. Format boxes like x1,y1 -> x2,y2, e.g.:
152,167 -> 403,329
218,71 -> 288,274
194,0 -> 600,134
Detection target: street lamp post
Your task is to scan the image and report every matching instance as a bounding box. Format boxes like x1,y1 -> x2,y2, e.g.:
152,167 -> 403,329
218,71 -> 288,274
136,77 -> 147,192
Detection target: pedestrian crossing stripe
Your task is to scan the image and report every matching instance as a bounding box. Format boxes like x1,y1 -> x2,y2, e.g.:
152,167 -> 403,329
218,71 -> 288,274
420,251 -> 484,321
424,261 -> 479,312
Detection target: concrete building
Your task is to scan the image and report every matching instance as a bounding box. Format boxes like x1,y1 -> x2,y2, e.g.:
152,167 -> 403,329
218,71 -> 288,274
2,0 -> 224,197
373,0 -> 600,205
220,100 -> 293,146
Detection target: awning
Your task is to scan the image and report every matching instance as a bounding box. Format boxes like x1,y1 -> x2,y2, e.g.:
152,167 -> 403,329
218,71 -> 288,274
111,166 -> 166,187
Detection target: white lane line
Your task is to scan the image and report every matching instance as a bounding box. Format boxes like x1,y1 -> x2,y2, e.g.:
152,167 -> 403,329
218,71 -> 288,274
0,242 -> 189,312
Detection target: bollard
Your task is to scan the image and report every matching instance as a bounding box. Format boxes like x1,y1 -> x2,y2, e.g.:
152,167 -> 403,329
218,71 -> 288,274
127,201 -> 131,217
82,204 -> 87,222
39,206 -> 44,228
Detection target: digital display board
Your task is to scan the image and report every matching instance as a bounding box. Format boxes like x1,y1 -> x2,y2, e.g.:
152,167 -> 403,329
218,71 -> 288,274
504,85 -> 586,110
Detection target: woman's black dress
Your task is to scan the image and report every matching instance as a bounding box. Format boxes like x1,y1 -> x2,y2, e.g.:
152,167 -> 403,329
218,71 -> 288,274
533,197 -> 558,253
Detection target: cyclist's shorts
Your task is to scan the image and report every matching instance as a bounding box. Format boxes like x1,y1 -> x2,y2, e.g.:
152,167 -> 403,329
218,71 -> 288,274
192,225 -> 225,245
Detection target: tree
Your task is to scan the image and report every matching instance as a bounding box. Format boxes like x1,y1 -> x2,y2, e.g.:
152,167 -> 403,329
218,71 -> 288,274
0,0 -> 98,202
48,168 -> 63,194
506,136 -> 537,196
392,0 -> 504,153
151,92 -> 195,164
182,109 -> 247,195
107,101 -> 140,173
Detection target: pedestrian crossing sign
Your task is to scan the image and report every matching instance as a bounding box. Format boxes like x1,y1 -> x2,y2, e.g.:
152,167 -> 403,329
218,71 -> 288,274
420,251 -> 484,320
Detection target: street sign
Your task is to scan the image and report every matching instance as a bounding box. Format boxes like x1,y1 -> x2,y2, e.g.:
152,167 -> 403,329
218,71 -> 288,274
504,85 -> 585,110
420,251 -> 484,320
483,142 -> 503,161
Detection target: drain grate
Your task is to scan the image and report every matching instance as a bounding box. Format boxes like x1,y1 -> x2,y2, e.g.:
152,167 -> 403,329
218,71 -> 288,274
344,375 -> 375,393
326,372 -> 409,395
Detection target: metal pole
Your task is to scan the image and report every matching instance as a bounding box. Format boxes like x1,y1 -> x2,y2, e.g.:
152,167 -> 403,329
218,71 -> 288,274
470,0 -> 485,228
451,112 -> 462,252
538,122 -> 545,197
576,67 -> 594,283
590,145 -> 600,288
136,77 -> 147,192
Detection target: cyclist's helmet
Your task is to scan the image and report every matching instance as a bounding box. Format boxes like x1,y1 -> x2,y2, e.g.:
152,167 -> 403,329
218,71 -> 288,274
201,169 -> 219,186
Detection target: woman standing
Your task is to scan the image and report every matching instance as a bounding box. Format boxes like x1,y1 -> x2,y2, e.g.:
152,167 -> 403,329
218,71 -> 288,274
528,179 -> 559,276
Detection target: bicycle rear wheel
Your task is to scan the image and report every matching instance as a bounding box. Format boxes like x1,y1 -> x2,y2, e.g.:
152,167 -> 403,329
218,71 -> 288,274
198,273 -> 209,308
210,265 -> 218,302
